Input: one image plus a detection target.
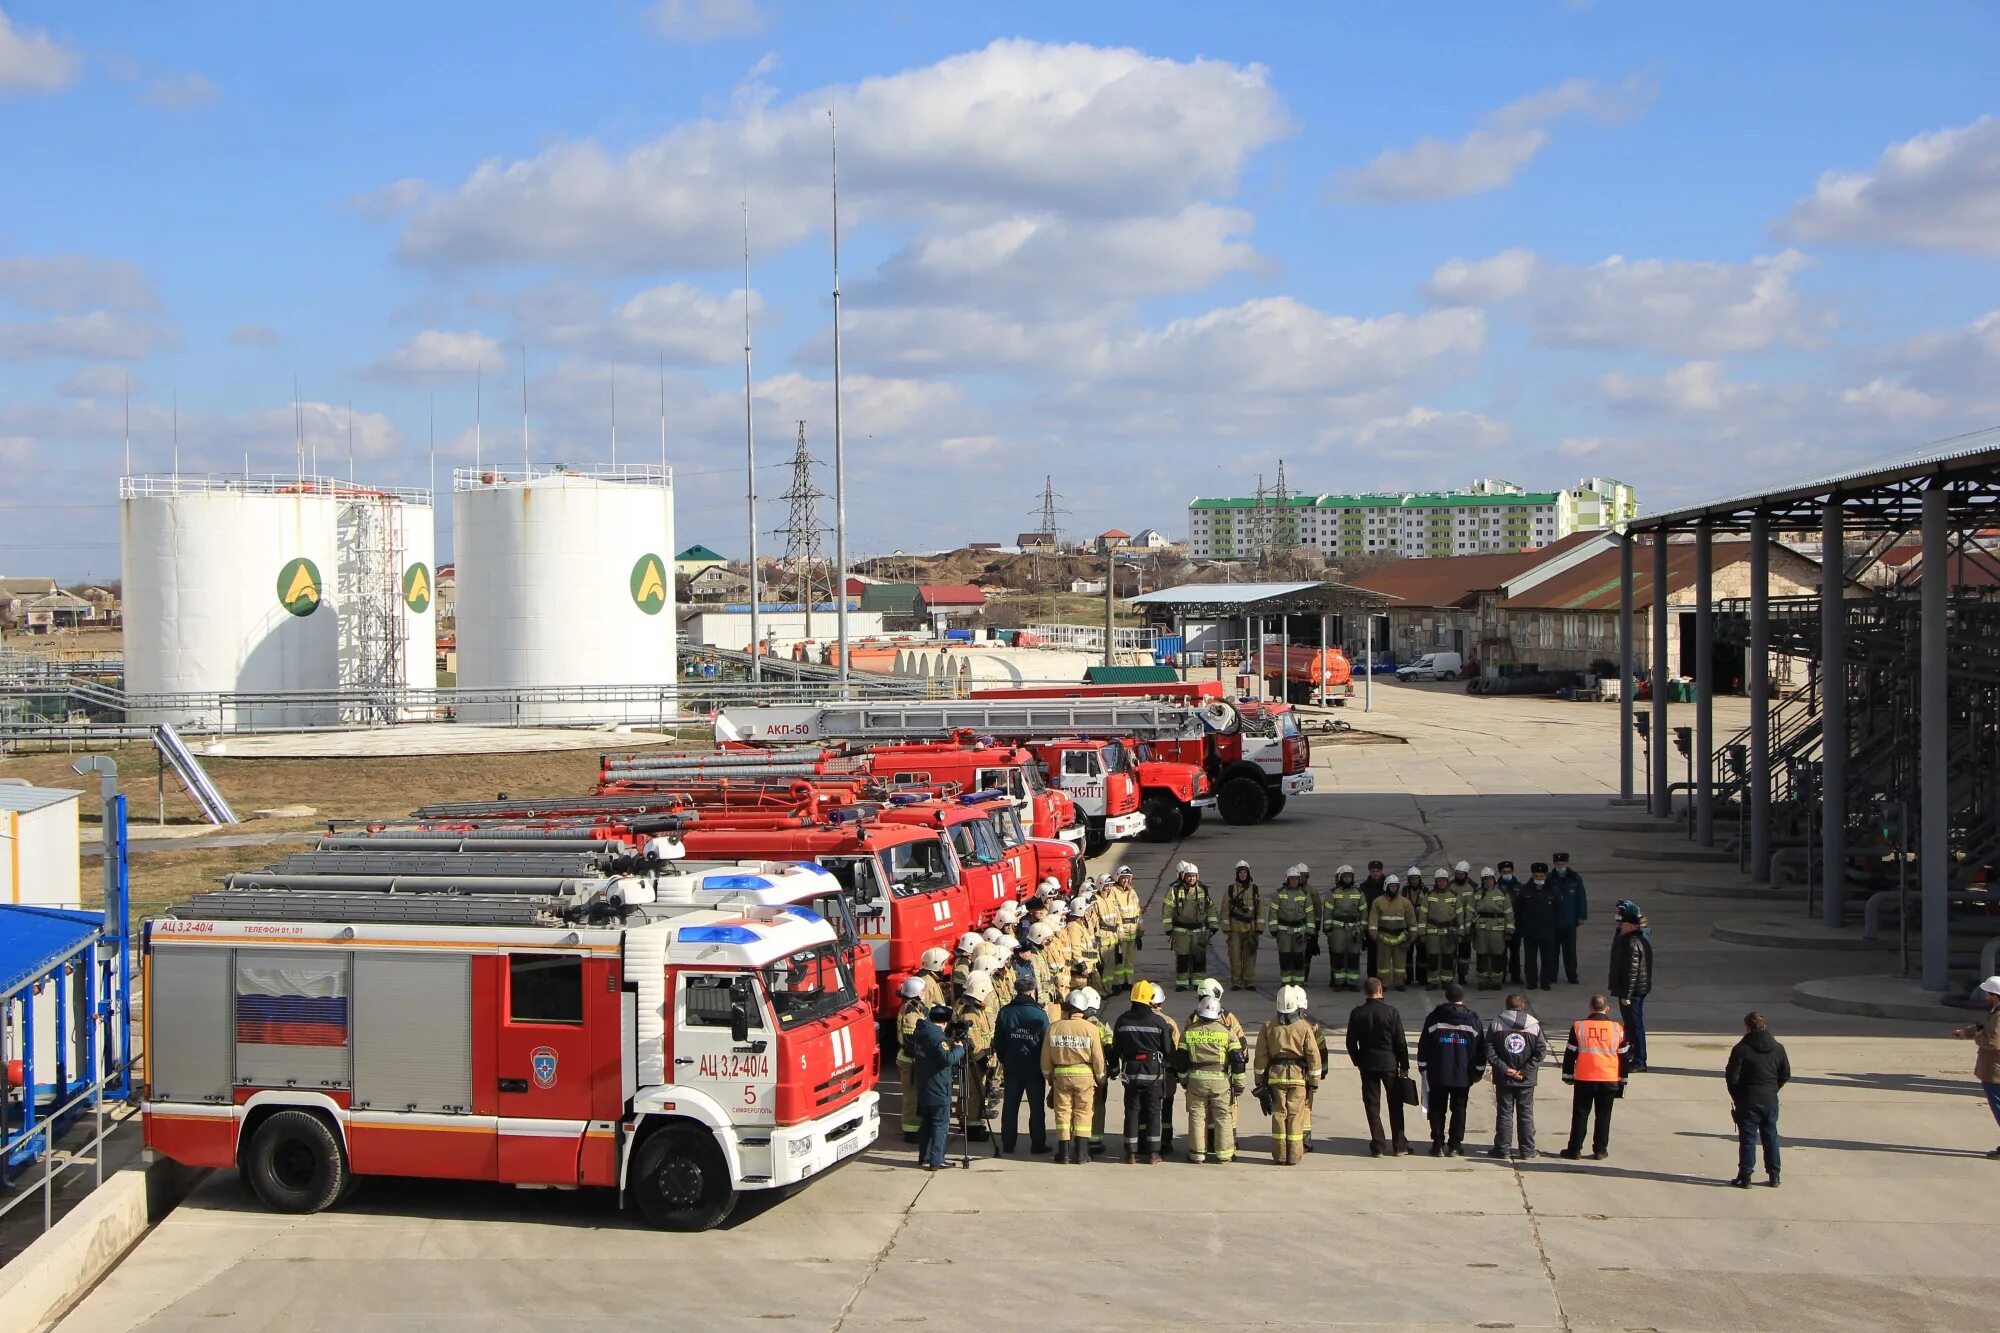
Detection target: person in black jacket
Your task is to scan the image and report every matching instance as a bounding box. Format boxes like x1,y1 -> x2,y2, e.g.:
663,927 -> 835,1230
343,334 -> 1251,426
1346,977 -> 1412,1156
1417,982 -> 1487,1156
1495,860 -> 1526,984
1550,852 -> 1589,984
1515,864 -> 1563,991
1608,900 -> 1654,1072
1111,981 -> 1176,1163
1725,1012 -> 1790,1187
908,1006 -> 965,1170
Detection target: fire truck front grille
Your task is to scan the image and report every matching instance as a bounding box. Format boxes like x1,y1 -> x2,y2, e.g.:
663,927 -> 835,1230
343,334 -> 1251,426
813,1065 -> 866,1109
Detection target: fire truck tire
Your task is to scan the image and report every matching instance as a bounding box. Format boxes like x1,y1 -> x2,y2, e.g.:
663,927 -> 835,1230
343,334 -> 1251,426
1085,823 -> 1109,857
1264,791 -> 1288,819
1215,776 -> 1269,826
631,1127 -> 737,1231
1180,806 -> 1203,835
243,1110 -> 347,1215
1139,796 -> 1182,844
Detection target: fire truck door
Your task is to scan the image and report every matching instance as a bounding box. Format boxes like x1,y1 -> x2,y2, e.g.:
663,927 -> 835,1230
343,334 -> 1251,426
818,856 -> 890,973
495,951 -> 594,1183
669,970 -> 776,1129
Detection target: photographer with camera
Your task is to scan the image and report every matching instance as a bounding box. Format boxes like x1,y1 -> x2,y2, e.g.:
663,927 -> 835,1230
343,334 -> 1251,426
953,970 -> 999,1143
908,1003 -> 965,1171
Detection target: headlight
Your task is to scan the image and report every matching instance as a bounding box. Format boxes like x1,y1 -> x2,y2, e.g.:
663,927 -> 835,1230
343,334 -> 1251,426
789,1137 -> 814,1160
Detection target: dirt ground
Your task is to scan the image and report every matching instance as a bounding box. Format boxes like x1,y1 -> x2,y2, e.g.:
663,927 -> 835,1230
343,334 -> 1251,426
0,625 -> 123,657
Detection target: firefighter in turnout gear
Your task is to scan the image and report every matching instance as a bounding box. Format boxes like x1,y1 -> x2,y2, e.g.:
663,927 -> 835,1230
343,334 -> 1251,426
1040,990 -> 1107,1163
1180,995 -> 1245,1163
1420,867 -> 1468,988
1224,861 -> 1262,990
1163,862 -> 1218,990
1469,867 -> 1516,988
1112,866 -> 1144,989
1085,987 -> 1114,1156
1369,874 -> 1419,991
954,971 -> 998,1140
1321,866 -> 1368,990
1255,986 -> 1322,1165
895,975 -> 931,1141
1193,978 -> 1250,1130
1092,890 -> 1122,994
1449,861 -> 1478,983
1267,864 -> 1320,987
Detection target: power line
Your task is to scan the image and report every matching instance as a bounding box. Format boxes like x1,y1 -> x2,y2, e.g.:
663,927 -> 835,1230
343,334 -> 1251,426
774,420 -> 834,637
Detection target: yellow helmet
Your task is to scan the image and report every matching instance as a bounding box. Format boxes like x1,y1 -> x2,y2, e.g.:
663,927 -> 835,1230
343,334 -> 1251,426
1130,980 -> 1162,1005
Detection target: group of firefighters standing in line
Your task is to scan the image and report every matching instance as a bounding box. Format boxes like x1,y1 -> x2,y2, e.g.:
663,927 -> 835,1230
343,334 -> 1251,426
892,859 -> 1615,1168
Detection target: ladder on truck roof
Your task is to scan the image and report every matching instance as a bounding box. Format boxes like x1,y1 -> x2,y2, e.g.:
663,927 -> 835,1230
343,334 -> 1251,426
712,699 -> 1207,745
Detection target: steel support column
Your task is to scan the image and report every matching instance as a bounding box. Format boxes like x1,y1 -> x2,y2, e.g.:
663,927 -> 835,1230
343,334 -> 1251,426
1695,522 -> 1715,846
1821,501 -> 1848,924
1749,512 -> 1771,881
1920,483 -> 1949,990
1618,534 -> 1635,800
1364,614 -> 1374,713
1650,536 -> 1670,818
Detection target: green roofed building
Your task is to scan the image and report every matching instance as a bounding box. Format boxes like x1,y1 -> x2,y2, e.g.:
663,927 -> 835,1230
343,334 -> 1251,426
1185,476 -> 1638,561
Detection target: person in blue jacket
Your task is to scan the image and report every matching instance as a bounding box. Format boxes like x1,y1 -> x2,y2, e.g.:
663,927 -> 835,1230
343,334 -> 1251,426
1550,851 -> 1590,986
993,985 -> 1051,1155
908,1004 -> 965,1170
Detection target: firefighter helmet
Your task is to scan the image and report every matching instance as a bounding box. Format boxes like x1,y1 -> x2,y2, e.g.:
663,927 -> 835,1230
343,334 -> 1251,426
1195,978 -> 1224,1001
1335,864 -> 1354,877
1064,988 -> 1091,1013
1454,860 -> 1471,874
956,932 -> 983,956
1080,986 -> 1102,1013
1385,874 -> 1402,887
919,947 -> 950,972
995,901 -> 1024,925
962,971 -> 994,1002
1028,921 -> 1058,946
1276,984 -> 1307,1015
1038,876 -> 1061,894
1480,866 -> 1497,880
1196,996 -> 1222,1020
1177,861 -> 1199,877
1130,980 -> 1162,1005
1235,859 -> 1250,869
1433,868 -> 1451,882
898,976 -> 926,999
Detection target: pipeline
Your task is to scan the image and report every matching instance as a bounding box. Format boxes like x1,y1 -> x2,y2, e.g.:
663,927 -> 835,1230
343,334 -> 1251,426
221,871 -> 593,894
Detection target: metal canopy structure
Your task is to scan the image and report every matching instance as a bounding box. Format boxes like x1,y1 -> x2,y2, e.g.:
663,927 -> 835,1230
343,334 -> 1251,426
1129,580 -> 1397,617
1612,426 -> 2000,1001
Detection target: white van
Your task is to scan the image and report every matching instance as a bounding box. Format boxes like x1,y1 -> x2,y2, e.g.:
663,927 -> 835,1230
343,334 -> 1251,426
1396,651 -> 1463,682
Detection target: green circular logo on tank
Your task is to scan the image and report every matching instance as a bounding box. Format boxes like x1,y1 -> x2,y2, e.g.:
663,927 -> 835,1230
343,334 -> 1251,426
631,553 -> 668,615
276,557 -> 322,617
402,562 -> 433,613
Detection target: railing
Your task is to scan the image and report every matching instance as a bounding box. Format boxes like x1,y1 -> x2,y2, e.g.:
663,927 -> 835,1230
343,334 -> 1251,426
119,473 -> 432,503
452,463 -> 670,489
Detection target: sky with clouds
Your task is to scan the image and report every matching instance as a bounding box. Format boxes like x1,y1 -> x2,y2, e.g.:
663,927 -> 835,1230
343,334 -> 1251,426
2,2 -> 1998,580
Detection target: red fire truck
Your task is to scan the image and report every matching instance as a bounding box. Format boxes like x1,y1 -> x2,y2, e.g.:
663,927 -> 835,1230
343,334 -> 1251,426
141,858 -> 878,1231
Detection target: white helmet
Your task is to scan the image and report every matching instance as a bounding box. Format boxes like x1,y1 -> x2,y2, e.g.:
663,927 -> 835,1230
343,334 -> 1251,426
1048,901 -> 1069,922
1385,873 -> 1402,886
1080,986 -> 1102,1013
1480,866 -> 1497,880
1038,876 -> 1061,894
1336,864 -> 1354,877
982,926 -> 1004,944
1028,920 -> 1058,946
1064,988 -> 1091,1012
1276,984 -> 1307,1016
995,901 -> 1024,925
898,976 -> 926,998
1195,978 -> 1224,1001
1454,860 -> 1471,874
962,971 -> 994,1003
1433,868 -> 1451,882
1114,865 -> 1133,879
919,947 -> 950,972
1405,866 -> 1423,881
1287,863 -> 1309,879
1235,859 -> 1250,870
973,947 -> 1005,971
1177,861 -> 1199,877
956,932 -> 983,956
1196,996 -> 1222,1020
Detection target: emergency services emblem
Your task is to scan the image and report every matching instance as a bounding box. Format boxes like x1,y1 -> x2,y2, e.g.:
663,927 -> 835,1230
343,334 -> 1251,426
1504,1032 -> 1529,1056
531,1045 -> 559,1089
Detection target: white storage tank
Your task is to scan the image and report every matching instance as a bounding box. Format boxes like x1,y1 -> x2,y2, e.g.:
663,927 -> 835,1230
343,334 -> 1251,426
453,465 -> 676,723
121,476 -> 344,728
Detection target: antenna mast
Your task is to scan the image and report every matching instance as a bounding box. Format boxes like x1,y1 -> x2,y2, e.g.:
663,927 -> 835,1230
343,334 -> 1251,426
475,363 -> 483,472
171,388 -> 179,477
520,347 -> 529,475
292,377 -> 303,481
742,199 -> 763,680
609,368 -> 617,467
829,108 -> 851,692
658,352 -> 667,469
123,373 -> 132,476
347,399 -> 355,483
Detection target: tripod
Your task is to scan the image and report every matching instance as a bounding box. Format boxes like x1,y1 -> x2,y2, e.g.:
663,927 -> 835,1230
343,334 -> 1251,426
951,1045 -> 1001,1167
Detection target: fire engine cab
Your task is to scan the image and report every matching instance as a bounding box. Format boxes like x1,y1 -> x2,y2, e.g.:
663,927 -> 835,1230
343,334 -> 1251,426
141,853 -> 879,1231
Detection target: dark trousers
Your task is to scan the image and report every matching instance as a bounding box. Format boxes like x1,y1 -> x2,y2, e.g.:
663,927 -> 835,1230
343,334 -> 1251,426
1619,996 -> 1647,1068
1161,1077 -> 1178,1151
999,1066 -> 1046,1152
1565,1082 -> 1617,1154
1523,935 -> 1560,989
1506,931 -> 1524,983
917,1102 -> 951,1167
1559,928 -> 1580,983
1122,1079 -> 1164,1155
1735,1101 -> 1780,1178
1359,1070 -> 1408,1148
1427,1084 -> 1470,1147
1494,1080 -> 1536,1154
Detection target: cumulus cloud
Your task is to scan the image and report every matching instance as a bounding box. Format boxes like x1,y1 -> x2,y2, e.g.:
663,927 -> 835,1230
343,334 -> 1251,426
56,366 -> 134,399
348,177 -> 427,221
1333,407 -> 1515,460
509,281 -> 751,365
0,312 -> 176,361
1425,248 -> 1829,357
649,0 -> 764,43
364,329 -> 505,382
1782,116 -> 2000,257
1339,74 -> 1654,203
392,40 -> 1287,272
142,71 -> 219,110
229,322 -> 281,347
0,254 -> 158,312
0,8 -> 79,97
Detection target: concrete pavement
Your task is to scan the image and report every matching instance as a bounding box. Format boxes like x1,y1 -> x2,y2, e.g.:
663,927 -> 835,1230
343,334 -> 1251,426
54,683 -> 1998,1331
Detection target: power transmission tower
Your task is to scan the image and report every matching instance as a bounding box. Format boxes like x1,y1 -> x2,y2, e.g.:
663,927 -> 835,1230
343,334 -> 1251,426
1272,458 -> 1296,566
1247,472 -> 1272,574
775,420 -> 833,638
1028,474 -> 1071,627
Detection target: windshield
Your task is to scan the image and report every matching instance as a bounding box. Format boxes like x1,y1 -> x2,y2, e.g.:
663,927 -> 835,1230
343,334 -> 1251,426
1016,761 -> 1045,793
818,856 -> 889,935
1129,741 -> 1155,764
948,818 -> 1002,867
1277,710 -> 1300,740
1100,743 -> 1129,773
990,808 -> 1025,849
758,941 -> 855,1030
880,836 -> 955,896
807,889 -> 862,952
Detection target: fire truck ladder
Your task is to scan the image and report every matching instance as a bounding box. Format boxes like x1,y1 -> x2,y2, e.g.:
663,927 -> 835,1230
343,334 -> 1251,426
711,699 -> 1208,745
407,795 -> 698,822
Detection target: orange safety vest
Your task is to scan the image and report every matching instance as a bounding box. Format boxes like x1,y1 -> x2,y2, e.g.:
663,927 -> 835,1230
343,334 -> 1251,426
1569,1017 -> 1625,1082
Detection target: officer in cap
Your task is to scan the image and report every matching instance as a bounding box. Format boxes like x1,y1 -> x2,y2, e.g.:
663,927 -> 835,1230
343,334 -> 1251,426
1516,862 -> 1564,991
1359,858 -> 1389,906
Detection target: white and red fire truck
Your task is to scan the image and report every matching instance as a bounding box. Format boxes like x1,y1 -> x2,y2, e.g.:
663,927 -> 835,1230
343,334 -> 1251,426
141,854 -> 879,1231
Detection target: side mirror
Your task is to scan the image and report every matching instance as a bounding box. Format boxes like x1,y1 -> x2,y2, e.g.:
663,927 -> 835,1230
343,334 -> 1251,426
728,976 -> 755,1043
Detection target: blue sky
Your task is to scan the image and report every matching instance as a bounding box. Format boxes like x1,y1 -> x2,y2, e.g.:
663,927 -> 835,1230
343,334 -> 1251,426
3,1 -> 1998,580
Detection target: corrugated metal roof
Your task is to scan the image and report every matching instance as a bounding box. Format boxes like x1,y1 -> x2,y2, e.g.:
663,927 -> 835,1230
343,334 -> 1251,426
1502,541 -> 1759,611
1349,534 -> 1598,609
0,905 -> 101,1001
1627,426 -> 2000,532
1130,580 -> 1396,610
0,784 -> 81,815
917,584 -> 987,605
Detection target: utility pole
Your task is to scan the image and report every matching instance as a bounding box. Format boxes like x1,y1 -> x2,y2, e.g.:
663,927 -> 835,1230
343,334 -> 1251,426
742,201 -> 762,680
775,420 -> 832,640
1103,547 -> 1116,668
829,108 -> 851,694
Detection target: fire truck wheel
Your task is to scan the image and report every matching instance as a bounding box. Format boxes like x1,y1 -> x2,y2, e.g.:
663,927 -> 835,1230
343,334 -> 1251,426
631,1127 -> 737,1231
1085,825 -> 1109,857
1139,796 -> 1182,844
1215,776 -> 1269,826
1264,792 -> 1287,820
1180,806 -> 1203,835
243,1110 -> 347,1215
